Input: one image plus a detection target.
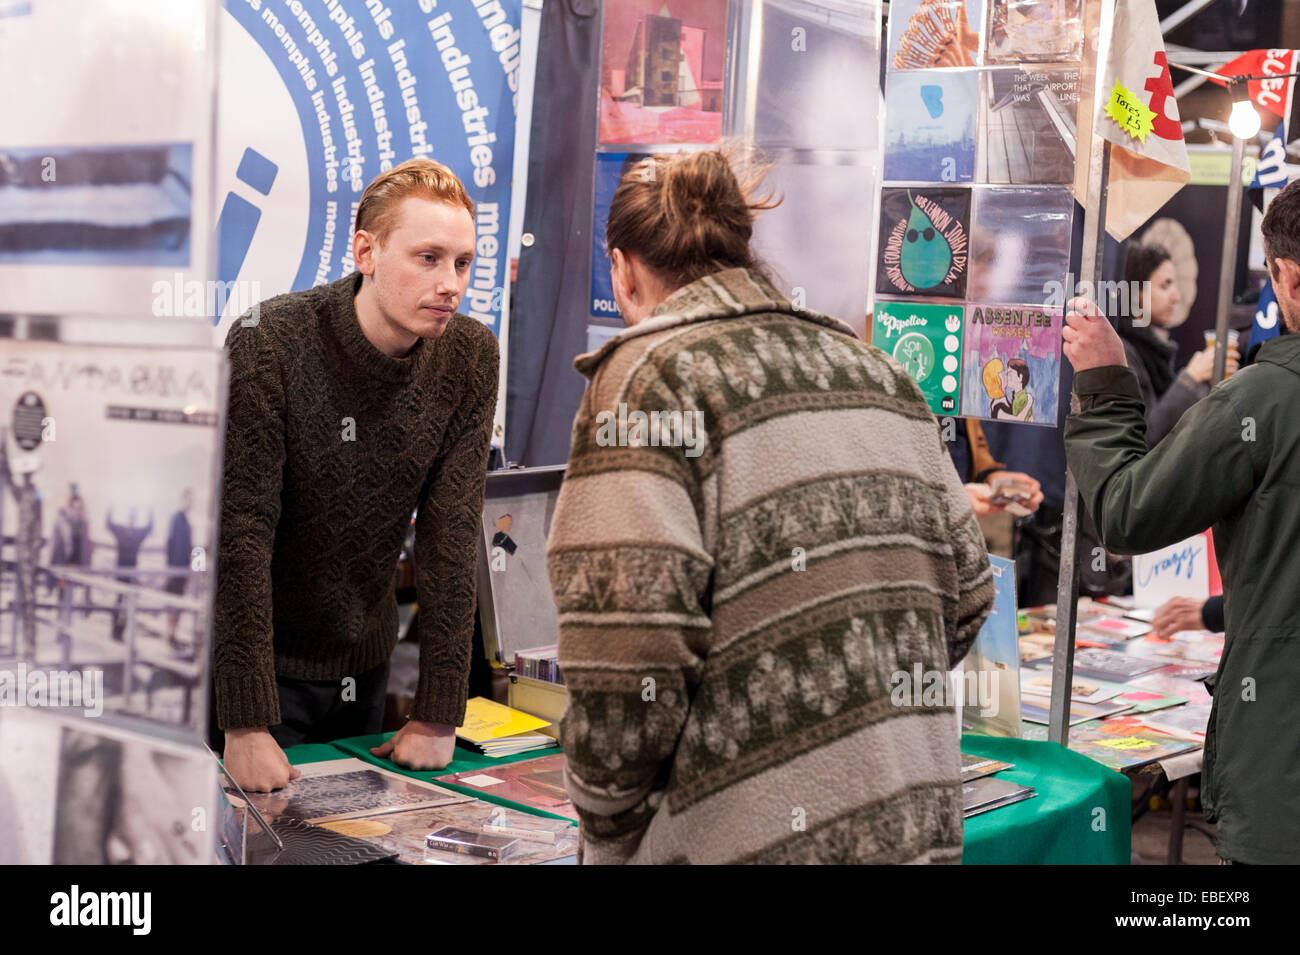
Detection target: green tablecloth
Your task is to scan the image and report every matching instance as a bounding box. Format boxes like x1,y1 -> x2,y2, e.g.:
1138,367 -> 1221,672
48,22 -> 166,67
290,734 -> 576,824
283,742 -> 351,766
961,734 -> 1131,865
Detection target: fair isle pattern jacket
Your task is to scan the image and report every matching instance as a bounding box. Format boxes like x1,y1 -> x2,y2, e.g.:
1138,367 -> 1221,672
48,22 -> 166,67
547,268 -> 993,864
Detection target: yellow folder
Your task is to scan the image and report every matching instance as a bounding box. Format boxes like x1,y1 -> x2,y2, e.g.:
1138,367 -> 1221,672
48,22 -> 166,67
455,696 -> 551,743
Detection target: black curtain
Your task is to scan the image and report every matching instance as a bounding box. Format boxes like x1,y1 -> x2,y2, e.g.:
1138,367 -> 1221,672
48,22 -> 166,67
506,0 -> 601,467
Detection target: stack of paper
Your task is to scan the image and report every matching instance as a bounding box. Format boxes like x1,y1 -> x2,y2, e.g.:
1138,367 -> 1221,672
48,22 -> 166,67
456,698 -> 559,758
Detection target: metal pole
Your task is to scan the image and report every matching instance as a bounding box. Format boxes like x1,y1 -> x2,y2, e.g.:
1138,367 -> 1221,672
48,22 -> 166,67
1212,131 -> 1246,384
1159,0 -> 1218,35
1050,0 -> 1117,746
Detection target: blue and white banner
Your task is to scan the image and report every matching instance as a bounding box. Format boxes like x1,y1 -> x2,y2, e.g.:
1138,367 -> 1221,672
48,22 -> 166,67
1250,124 -> 1288,191
216,0 -> 520,340
1249,121 -> 1290,352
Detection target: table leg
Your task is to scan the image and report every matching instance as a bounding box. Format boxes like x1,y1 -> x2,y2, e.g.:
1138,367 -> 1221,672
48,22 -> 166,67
1167,775 -> 1190,864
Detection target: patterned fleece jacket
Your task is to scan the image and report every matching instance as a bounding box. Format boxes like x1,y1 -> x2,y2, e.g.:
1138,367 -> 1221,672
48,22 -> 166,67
546,267 -> 993,864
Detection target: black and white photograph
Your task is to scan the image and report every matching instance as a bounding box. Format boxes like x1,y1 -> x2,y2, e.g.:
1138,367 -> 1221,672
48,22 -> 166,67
0,341 -> 225,736
977,67 -> 1080,184
0,707 -> 215,865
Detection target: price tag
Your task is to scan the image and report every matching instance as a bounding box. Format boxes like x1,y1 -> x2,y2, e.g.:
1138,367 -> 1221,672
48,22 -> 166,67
1105,81 -> 1157,143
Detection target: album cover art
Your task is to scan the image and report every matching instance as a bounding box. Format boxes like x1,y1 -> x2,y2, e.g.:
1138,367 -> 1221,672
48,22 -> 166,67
962,554 -> 1020,738
0,144 -> 193,267
978,68 -> 1080,184
0,0 -> 216,318
887,0 -> 985,70
872,301 -> 964,415
960,303 -> 1061,426
876,187 -> 971,299
967,186 -> 1074,305
884,71 -> 978,183
238,763 -> 466,824
985,0 -> 1084,64
591,152 -> 652,319
598,0 -> 727,144
478,468 -> 565,666
433,752 -> 575,822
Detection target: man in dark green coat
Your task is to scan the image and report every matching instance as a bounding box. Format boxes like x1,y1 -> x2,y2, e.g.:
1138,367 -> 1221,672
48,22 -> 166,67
1061,179 -> 1300,865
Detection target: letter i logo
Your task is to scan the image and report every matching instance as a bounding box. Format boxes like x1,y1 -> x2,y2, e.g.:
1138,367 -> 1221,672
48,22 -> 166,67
214,147 -> 278,325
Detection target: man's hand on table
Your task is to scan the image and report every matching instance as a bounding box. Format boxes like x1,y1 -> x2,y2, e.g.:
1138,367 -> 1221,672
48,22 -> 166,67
224,727 -> 301,792
1062,296 -> 1128,372
370,719 -> 456,771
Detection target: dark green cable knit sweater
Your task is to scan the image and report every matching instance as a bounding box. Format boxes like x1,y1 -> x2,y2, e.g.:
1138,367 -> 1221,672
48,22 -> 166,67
213,272 -> 499,732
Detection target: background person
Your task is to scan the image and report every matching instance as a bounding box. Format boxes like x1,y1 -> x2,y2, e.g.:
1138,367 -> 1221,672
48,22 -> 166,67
1151,594 -> 1224,640
1060,178 -> 1300,865
1117,243 -> 1238,445
165,489 -> 193,653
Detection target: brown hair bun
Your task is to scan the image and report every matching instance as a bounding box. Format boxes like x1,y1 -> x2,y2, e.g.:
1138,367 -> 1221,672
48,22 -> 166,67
606,148 -> 780,291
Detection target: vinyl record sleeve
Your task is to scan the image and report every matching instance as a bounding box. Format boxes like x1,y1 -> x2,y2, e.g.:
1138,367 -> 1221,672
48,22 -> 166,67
876,187 -> 971,299
884,71 -> 978,183
887,0 -> 985,71
871,300 -> 965,415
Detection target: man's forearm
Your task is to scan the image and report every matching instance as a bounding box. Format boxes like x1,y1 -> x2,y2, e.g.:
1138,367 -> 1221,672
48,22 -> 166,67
213,321 -> 287,730
411,360 -> 498,726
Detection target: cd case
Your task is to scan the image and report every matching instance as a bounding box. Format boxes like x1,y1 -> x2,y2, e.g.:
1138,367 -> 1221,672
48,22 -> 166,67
962,775 -> 1036,817
426,824 -> 519,860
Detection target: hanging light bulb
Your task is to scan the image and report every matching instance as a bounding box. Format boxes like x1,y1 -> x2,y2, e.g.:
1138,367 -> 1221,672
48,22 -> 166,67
1229,78 -> 1261,139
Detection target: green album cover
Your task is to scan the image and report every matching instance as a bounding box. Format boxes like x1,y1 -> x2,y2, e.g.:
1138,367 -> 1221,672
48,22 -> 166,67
872,300 -> 964,415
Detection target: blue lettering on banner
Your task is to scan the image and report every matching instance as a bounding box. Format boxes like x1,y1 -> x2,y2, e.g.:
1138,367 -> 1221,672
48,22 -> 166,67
1137,543 -> 1201,588
220,0 -> 520,335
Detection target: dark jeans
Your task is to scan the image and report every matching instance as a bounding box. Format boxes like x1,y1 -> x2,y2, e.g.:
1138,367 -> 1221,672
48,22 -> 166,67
266,661 -> 391,748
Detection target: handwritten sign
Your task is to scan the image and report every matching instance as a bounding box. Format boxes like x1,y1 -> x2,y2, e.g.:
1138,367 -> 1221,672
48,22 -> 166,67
1133,533 -> 1213,608
1104,80 -> 1157,143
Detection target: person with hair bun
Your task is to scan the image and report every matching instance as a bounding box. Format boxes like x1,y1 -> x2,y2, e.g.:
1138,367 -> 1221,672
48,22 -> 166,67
546,150 -> 994,864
